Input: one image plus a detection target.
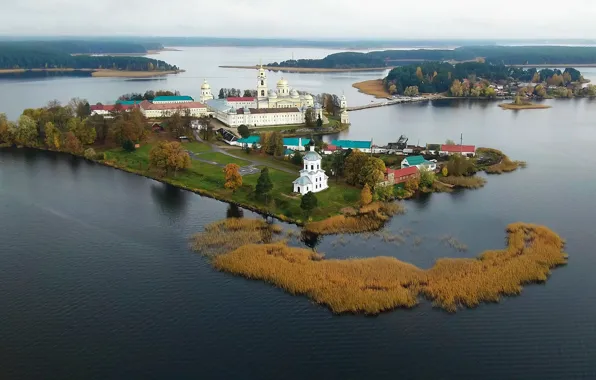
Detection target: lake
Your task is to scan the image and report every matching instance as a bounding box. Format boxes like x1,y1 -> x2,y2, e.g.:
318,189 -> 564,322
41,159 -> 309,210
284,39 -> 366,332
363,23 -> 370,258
1,47 -> 596,379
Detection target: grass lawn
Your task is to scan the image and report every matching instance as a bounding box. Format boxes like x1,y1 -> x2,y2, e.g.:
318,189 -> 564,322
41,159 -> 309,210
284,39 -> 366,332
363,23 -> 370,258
198,152 -> 250,167
183,141 -> 212,153
101,143 -> 361,223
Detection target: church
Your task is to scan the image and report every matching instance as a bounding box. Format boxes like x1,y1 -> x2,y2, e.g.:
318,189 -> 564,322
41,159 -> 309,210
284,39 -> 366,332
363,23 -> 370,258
293,146 -> 329,195
201,66 -> 337,127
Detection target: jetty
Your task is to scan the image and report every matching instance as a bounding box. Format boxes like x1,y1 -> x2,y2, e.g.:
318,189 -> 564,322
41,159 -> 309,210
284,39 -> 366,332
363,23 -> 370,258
347,94 -> 443,111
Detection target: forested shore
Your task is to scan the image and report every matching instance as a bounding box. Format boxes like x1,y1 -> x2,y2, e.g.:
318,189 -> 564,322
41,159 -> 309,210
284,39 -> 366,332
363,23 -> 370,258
0,41 -> 178,72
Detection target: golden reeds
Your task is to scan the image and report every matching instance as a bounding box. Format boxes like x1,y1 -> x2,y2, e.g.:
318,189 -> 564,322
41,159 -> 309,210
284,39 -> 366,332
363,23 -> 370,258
440,176 -> 487,189
305,202 -> 405,235
203,222 -> 567,314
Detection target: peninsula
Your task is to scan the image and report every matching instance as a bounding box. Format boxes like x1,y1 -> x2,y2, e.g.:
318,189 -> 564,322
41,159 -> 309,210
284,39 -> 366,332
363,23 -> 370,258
0,40 -> 181,77
219,65 -> 389,73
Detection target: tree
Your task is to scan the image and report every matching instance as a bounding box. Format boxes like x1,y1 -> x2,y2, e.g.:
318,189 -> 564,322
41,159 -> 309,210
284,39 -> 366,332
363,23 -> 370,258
14,114 -> 38,147
416,66 -> 424,81
84,148 -> 97,160
67,117 -> 96,145
388,84 -> 397,94
404,176 -> 420,192
360,184 -> 373,206
0,113 -> 13,144
344,150 -> 368,185
450,80 -> 463,97
445,139 -> 456,145
532,72 -> 541,83
64,131 -> 83,154
44,122 -> 61,150
359,157 -> 386,189
441,166 -> 448,177
534,84 -> 547,97
198,116 -> 213,141
291,151 -> 303,166
223,164 -> 243,192
122,139 -> 136,152
304,108 -> 316,128
300,191 -> 318,216
166,111 -> 187,137
562,72 -> 572,85
483,87 -> 496,98
316,115 -> 323,128
69,97 -> 91,119
237,124 -> 250,138
149,141 -> 191,176
446,154 -> 474,176
218,88 -> 225,99
255,167 -> 273,202
404,86 -> 419,97
243,89 -> 252,97
418,167 -> 435,188
513,95 -> 523,105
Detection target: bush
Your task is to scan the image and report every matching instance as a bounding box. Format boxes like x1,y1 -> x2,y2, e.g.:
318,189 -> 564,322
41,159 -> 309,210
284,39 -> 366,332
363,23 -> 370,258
237,124 -> 250,138
84,148 -> 96,160
374,185 -> 395,202
122,139 -> 135,152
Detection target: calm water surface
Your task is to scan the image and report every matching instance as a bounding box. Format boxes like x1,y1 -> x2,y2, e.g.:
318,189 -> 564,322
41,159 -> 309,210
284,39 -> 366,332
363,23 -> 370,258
1,47 -> 596,379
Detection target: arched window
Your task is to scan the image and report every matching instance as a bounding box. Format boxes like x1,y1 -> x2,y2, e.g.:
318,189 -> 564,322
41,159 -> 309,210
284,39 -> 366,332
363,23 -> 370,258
261,80 -> 264,86
311,165 -> 314,170
261,90 -> 265,96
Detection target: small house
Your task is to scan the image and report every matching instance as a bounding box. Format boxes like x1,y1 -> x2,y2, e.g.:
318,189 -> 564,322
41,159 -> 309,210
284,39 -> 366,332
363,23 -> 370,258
330,139 -> 372,153
381,166 -> 419,186
401,155 -> 437,171
439,144 -> 476,157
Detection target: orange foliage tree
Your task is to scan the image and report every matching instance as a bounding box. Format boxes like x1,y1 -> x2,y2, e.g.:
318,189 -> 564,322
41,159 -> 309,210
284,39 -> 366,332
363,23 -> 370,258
223,163 -> 243,192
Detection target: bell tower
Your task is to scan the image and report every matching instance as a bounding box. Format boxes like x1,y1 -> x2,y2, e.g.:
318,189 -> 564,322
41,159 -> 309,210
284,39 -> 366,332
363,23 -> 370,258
257,63 -> 268,108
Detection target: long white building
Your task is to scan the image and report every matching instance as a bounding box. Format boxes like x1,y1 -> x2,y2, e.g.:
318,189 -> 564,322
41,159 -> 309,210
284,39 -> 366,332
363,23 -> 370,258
200,66 -> 325,127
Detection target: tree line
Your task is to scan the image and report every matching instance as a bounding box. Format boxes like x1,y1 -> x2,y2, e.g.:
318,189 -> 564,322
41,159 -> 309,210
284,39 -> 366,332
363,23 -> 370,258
218,88 -> 258,98
267,46 -> 596,69
0,43 -> 178,71
384,62 -> 586,95
117,90 -> 181,102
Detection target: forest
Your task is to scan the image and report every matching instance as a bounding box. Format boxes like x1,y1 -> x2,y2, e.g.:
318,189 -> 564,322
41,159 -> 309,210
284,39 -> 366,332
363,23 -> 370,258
383,62 -> 584,94
0,41 -> 177,71
268,46 -> 596,69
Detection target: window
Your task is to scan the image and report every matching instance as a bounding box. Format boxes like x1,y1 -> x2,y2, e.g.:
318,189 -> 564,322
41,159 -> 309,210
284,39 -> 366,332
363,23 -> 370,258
311,165 -> 314,170
261,90 -> 265,96
317,165 -> 319,170
261,80 -> 264,86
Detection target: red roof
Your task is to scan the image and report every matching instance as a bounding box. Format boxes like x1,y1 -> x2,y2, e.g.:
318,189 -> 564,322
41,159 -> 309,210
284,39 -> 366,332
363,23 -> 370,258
387,166 -> 419,177
440,144 -> 476,153
227,97 -> 255,102
326,144 -> 338,151
140,101 -> 207,110
90,104 -> 135,112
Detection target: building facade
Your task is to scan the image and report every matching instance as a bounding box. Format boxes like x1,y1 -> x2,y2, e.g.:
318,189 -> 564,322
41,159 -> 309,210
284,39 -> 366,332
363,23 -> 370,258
293,146 -> 329,195
139,100 -> 209,118
401,155 -> 437,171
200,79 -> 214,103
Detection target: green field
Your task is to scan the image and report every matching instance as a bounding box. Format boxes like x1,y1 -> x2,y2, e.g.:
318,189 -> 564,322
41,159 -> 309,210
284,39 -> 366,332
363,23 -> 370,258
198,151 -> 250,166
183,141 -> 212,153
100,143 -> 360,222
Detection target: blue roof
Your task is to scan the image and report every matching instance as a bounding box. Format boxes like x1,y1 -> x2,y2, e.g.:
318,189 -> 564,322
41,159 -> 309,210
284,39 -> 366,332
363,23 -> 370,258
293,176 -> 313,185
331,139 -> 371,149
283,138 -> 310,147
116,100 -> 141,105
153,95 -> 194,102
403,155 -> 429,166
237,136 -> 260,144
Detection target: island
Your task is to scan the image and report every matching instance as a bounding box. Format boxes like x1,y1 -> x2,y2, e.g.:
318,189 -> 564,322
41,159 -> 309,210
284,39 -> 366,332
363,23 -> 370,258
0,40 -> 182,77
499,96 -> 551,110
192,218 -> 568,314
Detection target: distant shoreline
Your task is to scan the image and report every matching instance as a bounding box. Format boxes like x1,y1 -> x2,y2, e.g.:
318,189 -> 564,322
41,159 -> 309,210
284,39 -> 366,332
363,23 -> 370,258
219,65 -> 391,73
70,47 -> 182,57
0,68 -> 184,78
508,63 -> 596,68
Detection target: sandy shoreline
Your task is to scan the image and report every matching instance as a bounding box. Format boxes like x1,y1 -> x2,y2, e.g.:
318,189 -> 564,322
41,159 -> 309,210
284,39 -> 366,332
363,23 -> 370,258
219,65 -> 391,73
352,79 -> 391,98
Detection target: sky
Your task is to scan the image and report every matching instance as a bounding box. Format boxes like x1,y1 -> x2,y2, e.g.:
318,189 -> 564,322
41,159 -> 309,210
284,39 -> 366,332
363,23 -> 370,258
1,0 -> 596,40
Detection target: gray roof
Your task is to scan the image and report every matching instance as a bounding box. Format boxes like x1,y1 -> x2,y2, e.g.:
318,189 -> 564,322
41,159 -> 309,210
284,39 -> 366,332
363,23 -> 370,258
304,151 -> 322,161
205,99 -> 231,112
293,176 -> 313,185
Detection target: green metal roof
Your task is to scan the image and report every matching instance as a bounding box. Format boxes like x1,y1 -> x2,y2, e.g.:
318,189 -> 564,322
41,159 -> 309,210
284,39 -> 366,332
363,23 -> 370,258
283,138 -> 311,147
116,100 -> 141,105
403,155 -> 428,166
153,95 -> 194,102
237,136 -> 260,144
331,139 -> 371,149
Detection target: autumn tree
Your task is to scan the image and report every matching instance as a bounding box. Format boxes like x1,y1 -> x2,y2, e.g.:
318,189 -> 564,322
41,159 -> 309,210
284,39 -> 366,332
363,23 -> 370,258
300,191 -> 318,216
403,86 -> 419,97
404,176 -> 420,192
14,114 -> 38,147
450,80 -> 463,97
359,157 -> 386,189
198,116 -> 213,141
0,113 -> 13,144
534,84 -> 547,97
67,117 -> 96,145
223,164 -> 243,192
416,66 -> 423,81
68,97 -> 91,119
304,108 -> 316,128
388,84 -> 397,94
360,183 -> 373,206
64,131 -> 83,154
344,150 -> 368,186
418,167 -> 435,188
562,71 -> 572,85
532,72 -> 541,83
255,167 -> 273,202
483,87 -> 496,98
44,122 -> 62,150
149,141 -> 191,176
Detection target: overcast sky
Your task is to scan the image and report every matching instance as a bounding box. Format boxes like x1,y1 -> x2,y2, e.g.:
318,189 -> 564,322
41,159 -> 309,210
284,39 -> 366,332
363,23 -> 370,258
2,0 -> 596,39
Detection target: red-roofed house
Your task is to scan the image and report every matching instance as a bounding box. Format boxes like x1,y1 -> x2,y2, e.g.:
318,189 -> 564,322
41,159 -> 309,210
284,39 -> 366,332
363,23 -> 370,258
139,100 -> 209,118
323,144 -> 338,155
381,166 -> 419,186
440,144 -> 476,157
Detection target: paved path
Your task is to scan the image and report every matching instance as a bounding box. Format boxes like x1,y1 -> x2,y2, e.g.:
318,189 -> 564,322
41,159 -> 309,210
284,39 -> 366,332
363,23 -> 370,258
192,130 -> 296,175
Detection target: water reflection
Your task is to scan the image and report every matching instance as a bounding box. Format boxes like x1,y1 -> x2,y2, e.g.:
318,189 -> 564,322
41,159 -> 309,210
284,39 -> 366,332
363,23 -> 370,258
300,230 -> 322,250
150,183 -> 189,216
226,203 -> 244,218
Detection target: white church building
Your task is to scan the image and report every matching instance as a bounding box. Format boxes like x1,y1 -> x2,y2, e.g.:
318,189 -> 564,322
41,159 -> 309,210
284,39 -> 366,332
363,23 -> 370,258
293,146 -> 329,195
200,66 -> 330,127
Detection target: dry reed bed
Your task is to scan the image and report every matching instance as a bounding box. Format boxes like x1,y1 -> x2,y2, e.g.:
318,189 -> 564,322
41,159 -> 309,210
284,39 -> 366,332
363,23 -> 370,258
440,176 -> 487,189
203,221 -> 567,314
304,202 -> 405,235
352,79 -> 392,98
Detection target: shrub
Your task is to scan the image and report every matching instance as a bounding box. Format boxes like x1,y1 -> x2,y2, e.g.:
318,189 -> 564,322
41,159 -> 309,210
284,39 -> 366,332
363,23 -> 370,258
84,148 -> 97,160
122,139 -> 136,152
440,175 -> 486,189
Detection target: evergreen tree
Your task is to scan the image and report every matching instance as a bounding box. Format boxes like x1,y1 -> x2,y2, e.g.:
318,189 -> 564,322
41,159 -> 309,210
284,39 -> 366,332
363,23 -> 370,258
255,167 -> 273,202
300,191 -> 318,216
